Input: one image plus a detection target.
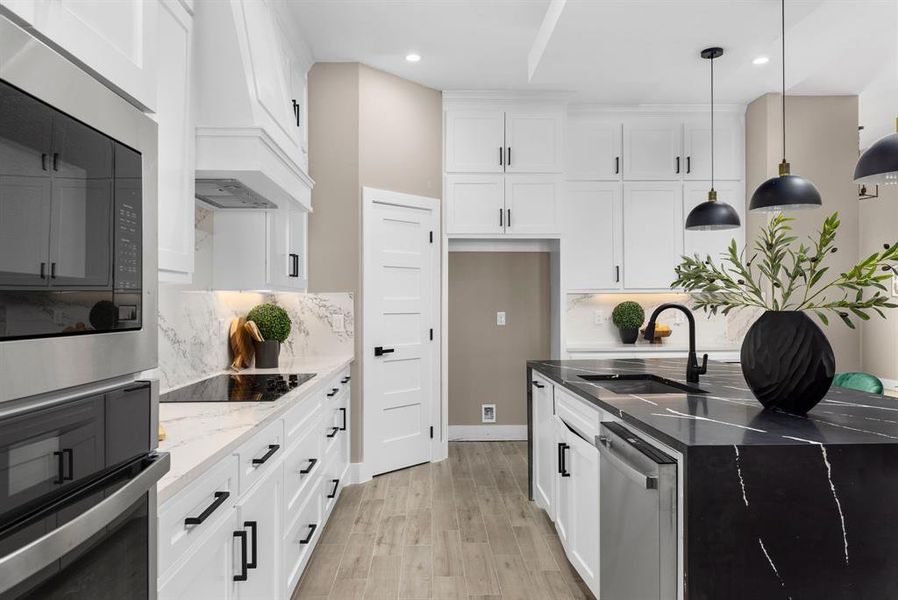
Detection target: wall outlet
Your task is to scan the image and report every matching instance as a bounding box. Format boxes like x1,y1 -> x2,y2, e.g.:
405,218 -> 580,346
331,312 -> 345,333
481,404 -> 496,423
496,312 -> 506,326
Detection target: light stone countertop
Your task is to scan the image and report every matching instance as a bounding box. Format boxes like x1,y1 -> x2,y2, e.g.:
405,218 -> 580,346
157,353 -> 353,504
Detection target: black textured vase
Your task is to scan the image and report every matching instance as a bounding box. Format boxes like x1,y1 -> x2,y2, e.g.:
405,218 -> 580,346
740,311 -> 835,414
619,328 -> 639,344
254,340 -> 280,368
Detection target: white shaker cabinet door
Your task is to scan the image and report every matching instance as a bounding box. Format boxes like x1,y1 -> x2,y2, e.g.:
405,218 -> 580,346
158,511 -> 239,600
504,174 -> 560,235
532,375 -> 556,519
563,182 -> 621,291
565,117 -> 621,181
554,416 -> 573,549
622,182 -> 683,290
444,110 -> 505,173
683,114 -> 743,181
622,118 -> 682,180
444,174 -> 505,235
234,468 -> 282,600
683,182 -> 745,260
505,110 -> 564,173
566,429 -> 600,597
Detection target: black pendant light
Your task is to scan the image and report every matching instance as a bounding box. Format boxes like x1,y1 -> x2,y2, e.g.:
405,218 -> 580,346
749,0 -> 821,211
685,47 -> 741,231
854,117 -> 898,186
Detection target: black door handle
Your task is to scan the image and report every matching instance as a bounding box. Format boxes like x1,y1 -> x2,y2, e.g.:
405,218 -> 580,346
560,443 -> 571,477
251,444 -> 280,466
299,523 -> 318,544
327,479 -> 340,498
327,427 -> 339,438
506,208 -> 511,228
615,265 -> 620,283
374,346 -> 395,357
339,407 -> 347,431
499,208 -> 504,228
233,530 -> 248,581
288,253 -> 299,277
299,458 -> 318,475
244,521 -> 258,569
185,491 -> 230,526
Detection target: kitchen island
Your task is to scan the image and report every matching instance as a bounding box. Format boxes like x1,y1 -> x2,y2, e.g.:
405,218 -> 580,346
528,358 -> 898,600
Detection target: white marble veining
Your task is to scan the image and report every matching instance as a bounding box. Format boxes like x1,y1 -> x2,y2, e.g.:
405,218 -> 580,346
565,292 -> 759,352
157,354 -> 353,503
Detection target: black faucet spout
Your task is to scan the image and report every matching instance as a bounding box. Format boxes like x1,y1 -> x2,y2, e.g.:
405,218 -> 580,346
644,303 -> 708,384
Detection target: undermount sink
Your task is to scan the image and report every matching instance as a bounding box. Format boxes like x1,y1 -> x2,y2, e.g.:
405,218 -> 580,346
577,374 -> 707,395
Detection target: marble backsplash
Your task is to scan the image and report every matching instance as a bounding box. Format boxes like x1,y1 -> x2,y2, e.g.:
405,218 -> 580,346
566,292 -> 759,349
157,285 -> 353,392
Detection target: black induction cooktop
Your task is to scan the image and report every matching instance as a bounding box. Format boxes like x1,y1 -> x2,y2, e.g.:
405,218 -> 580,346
160,373 -> 316,403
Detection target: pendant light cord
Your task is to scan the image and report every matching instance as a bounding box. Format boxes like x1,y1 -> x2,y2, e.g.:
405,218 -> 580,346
710,52 -> 715,190
781,0 -> 786,162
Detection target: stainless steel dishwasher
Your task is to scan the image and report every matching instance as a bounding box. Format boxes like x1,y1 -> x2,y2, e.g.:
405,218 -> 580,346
596,422 -> 677,600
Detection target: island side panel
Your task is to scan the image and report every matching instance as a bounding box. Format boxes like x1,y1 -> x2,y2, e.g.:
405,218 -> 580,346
686,443 -> 898,600
526,365 -> 534,501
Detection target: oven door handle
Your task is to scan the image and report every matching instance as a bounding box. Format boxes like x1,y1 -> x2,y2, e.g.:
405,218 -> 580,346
0,453 -> 170,595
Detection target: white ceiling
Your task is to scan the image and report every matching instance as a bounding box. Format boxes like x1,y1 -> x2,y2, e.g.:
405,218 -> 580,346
286,0 -> 898,104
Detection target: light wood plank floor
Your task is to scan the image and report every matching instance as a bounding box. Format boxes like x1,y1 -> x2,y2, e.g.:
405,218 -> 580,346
293,441 -> 595,600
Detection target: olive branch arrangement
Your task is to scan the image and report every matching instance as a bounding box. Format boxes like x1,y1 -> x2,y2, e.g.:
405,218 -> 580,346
672,212 -> 898,329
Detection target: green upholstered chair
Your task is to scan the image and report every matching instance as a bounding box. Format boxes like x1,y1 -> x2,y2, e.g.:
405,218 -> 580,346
833,372 -> 884,395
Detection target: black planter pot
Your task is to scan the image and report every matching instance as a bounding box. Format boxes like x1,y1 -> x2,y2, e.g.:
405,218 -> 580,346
740,311 -> 835,414
619,327 -> 639,344
254,340 -> 281,368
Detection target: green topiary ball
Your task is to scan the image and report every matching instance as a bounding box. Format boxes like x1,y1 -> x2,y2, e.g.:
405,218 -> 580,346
247,303 -> 292,343
611,301 -> 645,329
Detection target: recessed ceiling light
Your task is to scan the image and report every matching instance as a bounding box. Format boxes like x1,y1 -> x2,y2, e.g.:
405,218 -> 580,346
752,56 -> 770,65
405,53 -> 421,63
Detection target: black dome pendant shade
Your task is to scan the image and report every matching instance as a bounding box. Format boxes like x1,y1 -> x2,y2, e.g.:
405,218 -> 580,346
685,47 -> 741,231
748,0 -> 821,212
854,118 -> 898,185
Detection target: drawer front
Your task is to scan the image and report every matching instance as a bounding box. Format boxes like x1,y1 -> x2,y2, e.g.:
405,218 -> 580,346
284,390 -> 322,447
158,455 -> 238,578
283,477 -> 322,595
284,416 -> 324,521
556,386 -> 601,442
236,418 -> 285,496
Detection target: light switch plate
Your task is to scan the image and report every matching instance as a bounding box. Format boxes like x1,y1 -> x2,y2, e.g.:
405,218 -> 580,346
331,312 -> 345,332
496,312 -> 506,326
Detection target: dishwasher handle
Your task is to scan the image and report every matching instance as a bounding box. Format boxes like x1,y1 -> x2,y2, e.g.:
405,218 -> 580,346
597,434 -> 658,490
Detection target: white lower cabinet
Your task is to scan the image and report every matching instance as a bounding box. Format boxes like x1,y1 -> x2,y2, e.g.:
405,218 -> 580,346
159,367 -> 352,600
553,416 -> 572,549
531,375 -> 556,519
562,426 -> 600,593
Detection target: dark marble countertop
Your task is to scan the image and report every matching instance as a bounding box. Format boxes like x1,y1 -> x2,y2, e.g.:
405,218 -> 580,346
529,358 -> 898,451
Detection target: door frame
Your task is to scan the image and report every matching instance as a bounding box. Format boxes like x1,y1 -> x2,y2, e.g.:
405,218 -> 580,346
361,187 -> 444,480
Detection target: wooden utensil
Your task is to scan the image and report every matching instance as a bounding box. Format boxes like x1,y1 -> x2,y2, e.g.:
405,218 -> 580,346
245,320 -> 264,343
229,317 -> 255,369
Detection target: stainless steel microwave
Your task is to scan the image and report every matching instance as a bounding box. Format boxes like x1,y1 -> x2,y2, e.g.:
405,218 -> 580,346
0,15 -> 158,403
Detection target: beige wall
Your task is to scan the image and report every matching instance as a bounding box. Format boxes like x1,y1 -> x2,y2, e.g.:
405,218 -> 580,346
745,94 -> 861,371
308,62 -> 441,461
448,253 -> 551,427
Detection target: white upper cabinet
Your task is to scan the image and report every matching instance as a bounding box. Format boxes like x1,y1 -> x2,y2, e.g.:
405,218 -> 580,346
504,110 -> 564,173
444,110 -> 505,173
504,175 -> 561,234
156,0 -> 195,282
683,114 -> 744,181
0,0 -> 159,111
444,107 -> 563,174
563,182 -> 621,291
683,182 -> 745,260
445,174 -> 505,235
622,118 -> 682,180
565,117 -> 622,181
622,182 -> 683,290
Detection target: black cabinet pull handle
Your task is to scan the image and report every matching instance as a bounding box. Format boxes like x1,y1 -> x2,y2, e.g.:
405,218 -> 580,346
615,156 -> 620,174
40,262 -> 46,279
185,491 -> 230,526
507,147 -> 512,166
341,376 -> 351,384
50,262 -> 56,279
675,156 -> 680,174
339,407 -> 347,431
53,451 -> 65,484
506,208 -> 511,228
299,523 -> 318,544
252,444 -> 280,466
233,530 -> 248,581
499,208 -> 504,228
292,99 -> 300,127
499,146 -> 504,167
41,153 -> 48,171
531,380 -> 544,389
52,153 -> 59,171
615,265 -> 620,283
327,389 -> 338,397
63,448 -> 73,481
327,479 -> 340,498
327,427 -> 339,438
244,521 -> 258,569
686,156 -> 691,174
288,253 -> 299,278
560,443 -> 571,477
299,458 -> 318,475
374,346 -> 395,357
557,443 -> 563,475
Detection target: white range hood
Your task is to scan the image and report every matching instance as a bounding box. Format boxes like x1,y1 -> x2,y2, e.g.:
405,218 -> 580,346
193,0 -> 313,212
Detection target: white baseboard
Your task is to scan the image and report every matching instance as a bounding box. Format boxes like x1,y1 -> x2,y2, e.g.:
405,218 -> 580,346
448,425 -> 528,441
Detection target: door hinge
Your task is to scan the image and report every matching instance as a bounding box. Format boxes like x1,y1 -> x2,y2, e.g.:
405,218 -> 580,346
429,231 -> 433,244
430,426 -> 434,439
429,328 -> 433,341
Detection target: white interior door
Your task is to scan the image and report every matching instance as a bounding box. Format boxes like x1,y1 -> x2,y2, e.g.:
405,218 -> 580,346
363,187 -> 440,477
